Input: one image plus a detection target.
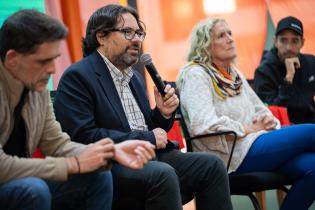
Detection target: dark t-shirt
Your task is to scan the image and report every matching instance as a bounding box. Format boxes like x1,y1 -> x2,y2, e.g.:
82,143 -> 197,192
3,89 -> 28,157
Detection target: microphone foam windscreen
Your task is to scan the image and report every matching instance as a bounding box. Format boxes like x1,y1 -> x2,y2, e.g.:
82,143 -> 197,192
140,53 -> 152,65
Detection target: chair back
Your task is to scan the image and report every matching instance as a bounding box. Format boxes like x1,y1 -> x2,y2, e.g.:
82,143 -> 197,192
176,107 -> 237,171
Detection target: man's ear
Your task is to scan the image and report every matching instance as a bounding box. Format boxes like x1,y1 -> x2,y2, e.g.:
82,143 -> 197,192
4,49 -> 20,69
272,36 -> 277,47
96,32 -> 105,46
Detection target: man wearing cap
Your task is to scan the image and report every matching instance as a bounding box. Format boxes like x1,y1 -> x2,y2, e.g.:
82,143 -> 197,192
254,16 -> 315,124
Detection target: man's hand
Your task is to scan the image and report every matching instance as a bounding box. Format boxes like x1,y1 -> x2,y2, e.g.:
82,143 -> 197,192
67,138 -> 115,174
154,84 -> 179,119
152,128 -> 168,149
284,57 -> 300,82
113,140 -> 156,169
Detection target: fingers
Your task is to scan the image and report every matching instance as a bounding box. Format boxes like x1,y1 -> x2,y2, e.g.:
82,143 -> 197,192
136,146 -> 153,160
294,59 -> 301,69
263,115 -> 277,130
289,57 -> 300,69
153,128 -> 167,149
285,57 -> 299,79
157,141 -> 167,149
163,83 -> 172,94
132,144 -> 157,169
101,151 -> 115,160
96,138 -> 114,146
134,146 -> 149,165
256,113 -> 267,122
163,93 -> 179,107
162,84 -> 178,103
142,142 -> 156,158
265,121 -> 277,130
102,143 -> 115,152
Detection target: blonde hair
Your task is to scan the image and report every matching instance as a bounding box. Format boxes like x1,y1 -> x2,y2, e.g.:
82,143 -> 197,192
187,18 -> 226,66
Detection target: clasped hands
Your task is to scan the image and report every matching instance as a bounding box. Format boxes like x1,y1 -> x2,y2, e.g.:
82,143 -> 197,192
67,138 -> 156,174
245,113 -> 277,135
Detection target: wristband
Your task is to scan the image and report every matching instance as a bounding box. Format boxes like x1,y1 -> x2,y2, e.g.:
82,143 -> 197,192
74,156 -> 81,174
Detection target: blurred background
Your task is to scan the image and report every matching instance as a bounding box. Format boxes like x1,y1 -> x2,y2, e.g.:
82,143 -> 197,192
1,0 -> 314,104
1,0 -> 315,92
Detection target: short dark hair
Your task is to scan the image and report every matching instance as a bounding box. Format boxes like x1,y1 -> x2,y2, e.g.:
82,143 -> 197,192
82,4 -> 145,57
0,9 -> 68,62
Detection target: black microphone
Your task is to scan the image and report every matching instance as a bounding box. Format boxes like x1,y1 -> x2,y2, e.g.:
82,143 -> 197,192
140,53 -> 166,96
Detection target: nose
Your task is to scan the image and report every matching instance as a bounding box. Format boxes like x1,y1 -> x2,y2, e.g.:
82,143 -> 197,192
285,43 -> 293,51
227,34 -> 233,42
46,61 -> 56,74
131,34 -> 143,43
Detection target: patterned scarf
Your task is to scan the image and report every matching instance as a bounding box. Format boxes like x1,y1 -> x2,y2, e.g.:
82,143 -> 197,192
190,61 -> 242,99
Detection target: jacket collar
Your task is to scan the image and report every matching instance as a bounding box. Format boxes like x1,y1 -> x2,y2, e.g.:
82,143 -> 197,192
0,60 -> 25,108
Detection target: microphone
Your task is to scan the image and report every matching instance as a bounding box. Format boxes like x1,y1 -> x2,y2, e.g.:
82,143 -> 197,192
140,53 -> 166,96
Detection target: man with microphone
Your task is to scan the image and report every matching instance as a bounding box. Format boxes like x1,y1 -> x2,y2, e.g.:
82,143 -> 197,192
54,4 -> 232,210
0,9 -> 155,210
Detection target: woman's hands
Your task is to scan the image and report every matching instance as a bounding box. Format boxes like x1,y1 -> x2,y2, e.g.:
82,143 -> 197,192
244,113 -> 277,135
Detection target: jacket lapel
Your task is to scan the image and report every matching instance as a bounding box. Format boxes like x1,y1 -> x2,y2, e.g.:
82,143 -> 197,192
90,52 -> 130,129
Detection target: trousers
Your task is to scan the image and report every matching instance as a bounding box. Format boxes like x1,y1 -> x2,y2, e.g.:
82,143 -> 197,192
0,171 -> 112,210
111,149 -> 233,210
235,124 -> 315,210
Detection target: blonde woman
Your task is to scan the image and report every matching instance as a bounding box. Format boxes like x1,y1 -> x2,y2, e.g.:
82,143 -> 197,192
177,18 -> 315,210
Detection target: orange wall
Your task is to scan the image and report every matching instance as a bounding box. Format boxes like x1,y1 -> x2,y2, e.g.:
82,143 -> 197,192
137,0 -> 267,105
267,0 -> 315,55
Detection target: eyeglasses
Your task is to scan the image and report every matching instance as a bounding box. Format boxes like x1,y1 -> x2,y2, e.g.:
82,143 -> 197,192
110,27 -> 146,41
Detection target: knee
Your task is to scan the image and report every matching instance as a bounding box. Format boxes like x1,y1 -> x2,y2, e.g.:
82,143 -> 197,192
150,162 -> 178,186
199,153 -> 226,173
97,171 -> 113,192
20,177 -> 51,208
86,171 -> 113,195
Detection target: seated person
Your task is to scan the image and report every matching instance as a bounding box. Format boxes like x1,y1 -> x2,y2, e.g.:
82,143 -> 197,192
0,9 -> 155,210
176,17 -> 315,210
53,4 -> 233,210
254,16 -> 315,124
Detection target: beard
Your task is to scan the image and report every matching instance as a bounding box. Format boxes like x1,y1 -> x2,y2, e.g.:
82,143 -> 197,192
112,45 -> 140,70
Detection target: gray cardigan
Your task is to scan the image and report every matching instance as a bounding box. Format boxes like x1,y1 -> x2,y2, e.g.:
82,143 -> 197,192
176,64 -> 280,172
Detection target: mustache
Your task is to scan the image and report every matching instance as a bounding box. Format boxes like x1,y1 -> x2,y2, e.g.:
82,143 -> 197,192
126,44 -> 140,51
282,51 -> 296,56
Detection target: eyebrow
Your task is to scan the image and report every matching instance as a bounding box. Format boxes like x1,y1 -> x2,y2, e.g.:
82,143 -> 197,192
37,54 -> 61,63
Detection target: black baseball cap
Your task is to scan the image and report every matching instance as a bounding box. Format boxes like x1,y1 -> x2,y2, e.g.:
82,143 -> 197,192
276,16 -> 303,36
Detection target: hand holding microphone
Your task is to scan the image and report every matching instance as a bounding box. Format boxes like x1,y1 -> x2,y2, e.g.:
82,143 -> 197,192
140,53 -> 179,118
140,54 -> 166,96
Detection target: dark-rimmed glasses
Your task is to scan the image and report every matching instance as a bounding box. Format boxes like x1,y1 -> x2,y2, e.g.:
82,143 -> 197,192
110,27 -> 146,41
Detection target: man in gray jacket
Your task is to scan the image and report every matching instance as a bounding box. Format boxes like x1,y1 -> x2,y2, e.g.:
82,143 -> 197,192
0,9 -> 155,210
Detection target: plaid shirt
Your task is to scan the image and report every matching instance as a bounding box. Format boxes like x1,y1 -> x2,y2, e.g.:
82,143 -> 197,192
98,51 -> 148,131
